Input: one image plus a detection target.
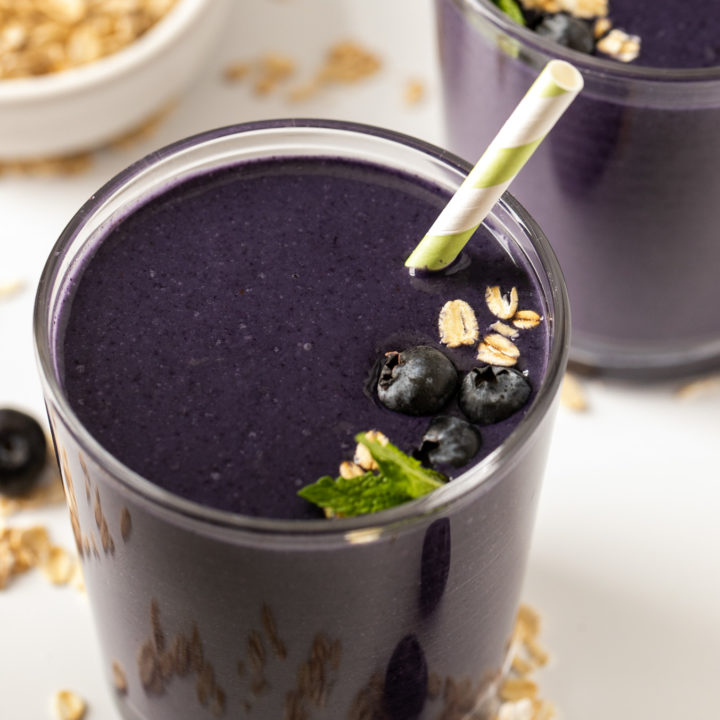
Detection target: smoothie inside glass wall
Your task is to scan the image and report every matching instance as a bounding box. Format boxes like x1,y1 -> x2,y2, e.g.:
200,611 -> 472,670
34,121 -> 569,720
436,0 -> 720,378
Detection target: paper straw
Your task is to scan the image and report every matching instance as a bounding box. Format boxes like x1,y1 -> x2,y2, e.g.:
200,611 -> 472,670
405,60 -> 583,271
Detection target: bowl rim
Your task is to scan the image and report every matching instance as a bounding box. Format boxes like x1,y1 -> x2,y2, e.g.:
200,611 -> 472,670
0,0 -> 212,103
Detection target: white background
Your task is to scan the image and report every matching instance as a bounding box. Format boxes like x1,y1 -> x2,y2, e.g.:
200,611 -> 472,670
1,1 -> 719,718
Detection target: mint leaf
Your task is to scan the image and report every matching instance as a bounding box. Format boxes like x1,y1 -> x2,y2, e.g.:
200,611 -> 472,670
298,473 -> 413,517
492,0 -> 526,25
355,433 -> 446,498
298,433 -> 447,517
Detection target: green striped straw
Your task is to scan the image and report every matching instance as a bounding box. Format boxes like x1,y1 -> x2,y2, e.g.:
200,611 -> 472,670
405,60 -> 583,271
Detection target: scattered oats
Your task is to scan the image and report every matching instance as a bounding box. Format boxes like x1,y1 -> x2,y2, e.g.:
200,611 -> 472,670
516,604 -> 541,640
490,320 -> 520,339
223,61 -> 251,82
525,636 -> 550,668
404,78 -> 425,105
512,310 -> 542,330
317,40 -> 381,84
497,697 -> 534,720
594,16 -> 612,38
287,78 -> 322,102
0,278 -> 26,299
113,660 -> 128,695
339,461 -> 365,479
254,53 -> 295,95
52,689 -> 86,720
560,373 -> 588,412
500,676 -> 538,702
675,374 -> 720,400
477,333 -> 520,367
70,562 -> 85,592
558,0 -> 607,19
42,544 -> 76,585
510,653 -> 534,675
596,28 -> 641,62
486,286 -> 519,320
439,299 -> 480,348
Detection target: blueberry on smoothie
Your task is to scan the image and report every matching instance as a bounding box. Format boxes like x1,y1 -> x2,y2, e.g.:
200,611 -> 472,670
535,13 -> 595,54
459,366 -> 532,425
417,415 -> 481,468
377,346 -> 458,416
0,409 -> 47,496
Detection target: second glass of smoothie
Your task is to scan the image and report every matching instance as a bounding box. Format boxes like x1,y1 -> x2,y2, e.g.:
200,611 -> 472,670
34,120 -> 569,720
436,0 -> 720,379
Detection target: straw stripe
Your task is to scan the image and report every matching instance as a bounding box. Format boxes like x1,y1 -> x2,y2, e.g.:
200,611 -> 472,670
469,140 -> 542,189
490,94 -> 576,147
405,60 -> 583,272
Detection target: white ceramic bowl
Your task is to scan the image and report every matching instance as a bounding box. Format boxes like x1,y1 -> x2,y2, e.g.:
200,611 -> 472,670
0,0 -> 231,160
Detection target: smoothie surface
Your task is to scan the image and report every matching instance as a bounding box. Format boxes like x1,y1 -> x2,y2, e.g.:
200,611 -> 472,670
59,157 -> 548,519
609,0 -> 719,68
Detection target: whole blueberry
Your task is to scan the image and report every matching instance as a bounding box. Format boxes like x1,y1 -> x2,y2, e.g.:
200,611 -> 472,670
383,634 -> 428,720
458,366 -> 532,425
377,346 -> 458,416
0,408 -> 47,496
536,13 -> 595,54
417,416 -> 481,468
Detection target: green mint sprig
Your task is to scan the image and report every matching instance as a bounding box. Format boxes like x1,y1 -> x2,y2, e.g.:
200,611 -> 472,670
298,433 -> 447,518
492,0 -> 526,25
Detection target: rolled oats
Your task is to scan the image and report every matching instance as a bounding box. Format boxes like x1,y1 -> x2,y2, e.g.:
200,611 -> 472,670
438,299 -> 480,348
477,333 -> 520,367
596,28 -> 641,62
0,0 -> 179,80
560,372 -> 588,412
52,689 -> 86,720
490,321 -> 520,339
512,310 -> 542,330
486,286 -> 519,320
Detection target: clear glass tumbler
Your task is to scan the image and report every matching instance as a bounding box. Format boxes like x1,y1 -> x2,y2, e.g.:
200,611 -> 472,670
34,120 -> 569,720
436,0 -> 720,379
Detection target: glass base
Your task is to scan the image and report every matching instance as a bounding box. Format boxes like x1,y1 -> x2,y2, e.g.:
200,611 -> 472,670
569,333 -> 720,382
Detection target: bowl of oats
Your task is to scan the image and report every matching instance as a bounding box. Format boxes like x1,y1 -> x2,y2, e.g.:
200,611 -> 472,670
0,0 -> 230,160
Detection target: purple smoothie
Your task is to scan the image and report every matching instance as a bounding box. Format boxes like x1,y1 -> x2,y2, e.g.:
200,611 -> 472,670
437,0 -> 720,377
35,122 -> 568,720
59,156 -> 548,519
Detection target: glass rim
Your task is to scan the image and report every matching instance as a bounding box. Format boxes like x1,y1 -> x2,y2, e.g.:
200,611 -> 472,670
457,0 -> 720,83
33,118 -> 569,537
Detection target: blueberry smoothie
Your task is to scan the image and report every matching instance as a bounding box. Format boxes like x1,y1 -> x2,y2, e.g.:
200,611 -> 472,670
35,122 -> 568,720
436,0 -> 720,377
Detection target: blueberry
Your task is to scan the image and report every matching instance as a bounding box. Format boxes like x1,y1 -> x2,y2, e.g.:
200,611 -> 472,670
458,366 -> 532,425
0,408 -> 47,496
377,346 -> 458,416
383,635 -> 428,720
535,13 -> 595,54
416,416 -> 481,468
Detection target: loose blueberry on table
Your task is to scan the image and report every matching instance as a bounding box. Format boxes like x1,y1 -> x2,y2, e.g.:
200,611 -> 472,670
0,408 -> 48,496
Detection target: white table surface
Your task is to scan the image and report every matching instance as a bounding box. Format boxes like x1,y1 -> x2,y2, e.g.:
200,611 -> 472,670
2,1 -> 719,718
